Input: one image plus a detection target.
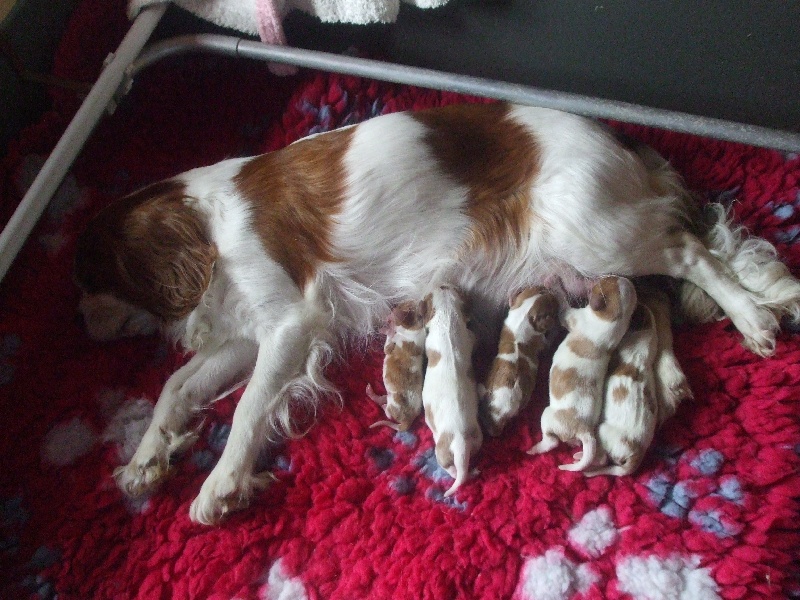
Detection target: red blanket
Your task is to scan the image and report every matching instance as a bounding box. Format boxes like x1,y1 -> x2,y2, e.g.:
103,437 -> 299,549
1,2 -> 799,598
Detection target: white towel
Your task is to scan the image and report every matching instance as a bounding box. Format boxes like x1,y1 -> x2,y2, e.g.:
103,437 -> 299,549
129,0 -> 450,74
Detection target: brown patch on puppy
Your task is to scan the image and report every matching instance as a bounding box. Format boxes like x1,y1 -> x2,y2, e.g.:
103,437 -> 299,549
385,341 -> 424,393
567,335 -> 603,360
435,432 -> 455,469
487,357 -> 518,390
518,337 -> 545,362
612,362 -> 645,382
411,102 -> 540,254
550,367 -> 596,400
75,180 -> 217,322
589,277 -> 623,321
394,301 -> 424,330
612,384 -> 630,403
427,350 -> 442,368
498,325 -> 517,355
234,127 -> 354,289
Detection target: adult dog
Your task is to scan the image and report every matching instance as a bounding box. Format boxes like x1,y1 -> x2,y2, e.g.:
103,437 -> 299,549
74,102 -> 800,524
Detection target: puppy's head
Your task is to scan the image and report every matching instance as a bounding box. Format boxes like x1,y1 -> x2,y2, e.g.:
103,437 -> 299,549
587,277 -> 637,323
74,180 -> 217,340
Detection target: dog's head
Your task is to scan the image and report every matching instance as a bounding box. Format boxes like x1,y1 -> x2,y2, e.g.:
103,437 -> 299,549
74,180 -> 217,340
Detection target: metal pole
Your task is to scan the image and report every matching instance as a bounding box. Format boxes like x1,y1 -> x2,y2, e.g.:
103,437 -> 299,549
131,34 -> 800,154
0,3 -> 168,284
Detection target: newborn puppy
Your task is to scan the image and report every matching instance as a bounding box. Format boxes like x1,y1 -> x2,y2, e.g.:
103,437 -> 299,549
480,287 -> 559,436
585,302 -> 659,477
528,276 -> 637,471
638,287 -> 693,426
421,286 -> 483,497
367,301 -> 426,431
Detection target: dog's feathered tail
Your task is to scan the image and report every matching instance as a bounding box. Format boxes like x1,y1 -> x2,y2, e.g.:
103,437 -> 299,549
629,138 -> 800,328
678,203 -> 800,326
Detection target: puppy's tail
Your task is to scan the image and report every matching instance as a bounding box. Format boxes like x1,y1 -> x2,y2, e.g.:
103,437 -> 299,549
558,432 -> 597,472
678,203 -> 800,325
444,439 -> 470,498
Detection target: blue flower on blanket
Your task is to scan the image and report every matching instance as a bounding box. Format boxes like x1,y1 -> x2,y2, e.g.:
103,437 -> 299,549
19,546 -> 60,600
1,495 -> 28,557
413,448 -> 467,510
645,448 -> 746,538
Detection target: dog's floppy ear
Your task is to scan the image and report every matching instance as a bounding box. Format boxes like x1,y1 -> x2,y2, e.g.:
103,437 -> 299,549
75,181 -> 217,321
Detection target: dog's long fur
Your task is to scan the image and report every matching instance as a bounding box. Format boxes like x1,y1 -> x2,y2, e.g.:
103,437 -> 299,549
74,102 -> 800,524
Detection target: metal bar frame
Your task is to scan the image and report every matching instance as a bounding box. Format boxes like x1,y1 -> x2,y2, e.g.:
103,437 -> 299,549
2,1 -> 800,284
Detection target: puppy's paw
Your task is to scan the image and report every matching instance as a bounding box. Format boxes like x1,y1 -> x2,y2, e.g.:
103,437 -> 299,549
189,469 -> 275,525
113,428 -> 199,498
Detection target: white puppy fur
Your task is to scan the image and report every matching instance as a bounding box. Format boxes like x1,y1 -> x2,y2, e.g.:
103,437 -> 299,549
421,286 -> 482,497
74,103 -> 800,523
529,277 -> 637,471
585,302 -> 659,477
479,287 -> 558,436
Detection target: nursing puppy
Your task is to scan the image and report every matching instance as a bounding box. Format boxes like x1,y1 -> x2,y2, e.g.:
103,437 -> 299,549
638,287 -> 693,426
479,287 -> 558,436
366,301 -> 426,431
585,302 -> 659,477
421,286 -> 482,497
74,102 -> 800,524
528,277 -> 637,471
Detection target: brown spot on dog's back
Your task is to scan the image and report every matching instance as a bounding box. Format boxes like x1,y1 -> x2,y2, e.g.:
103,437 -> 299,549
412,103 -> 540,254
567,335 -> 603,360
611,361 -> 645,382
487,357 -> 518,391
550,366 -> 579,399
435,432 -> 455,469
612,383 -> 630,403
498,325 -> 516,355
427,349 -> 442,368
589,277 -> 622,321
234,127 -> 354,289
550,366 -> 597,400
385,341 -> 424,394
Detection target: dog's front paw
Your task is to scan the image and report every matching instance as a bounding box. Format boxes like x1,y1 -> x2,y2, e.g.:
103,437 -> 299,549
114,428 -> 199,497
189,469 -> 275,525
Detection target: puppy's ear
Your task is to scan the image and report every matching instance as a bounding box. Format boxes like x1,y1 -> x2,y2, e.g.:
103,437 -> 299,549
76,181 -> 217,321
588,287 -> 607,312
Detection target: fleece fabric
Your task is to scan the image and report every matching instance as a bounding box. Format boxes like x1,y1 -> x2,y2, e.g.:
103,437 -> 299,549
1,1 -> 799,598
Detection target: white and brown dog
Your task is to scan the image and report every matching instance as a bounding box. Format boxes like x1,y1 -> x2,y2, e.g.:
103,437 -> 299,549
74,102 -> 800,524
479,287 -> 558,436
528,277 -> 637,471
421,286 -> 482,497
585,302 -> 659,477
366,301 -> 426,431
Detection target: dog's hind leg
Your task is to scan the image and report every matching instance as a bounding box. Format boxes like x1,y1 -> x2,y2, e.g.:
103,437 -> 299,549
645,229 -> 799,356
114,340 -> 258,498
